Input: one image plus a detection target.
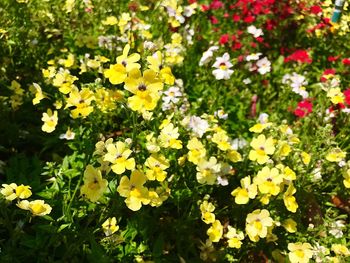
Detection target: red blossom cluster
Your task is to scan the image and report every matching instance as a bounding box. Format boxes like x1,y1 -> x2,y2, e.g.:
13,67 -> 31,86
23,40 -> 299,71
284,49 -> 312,64
294,99 -> 313,118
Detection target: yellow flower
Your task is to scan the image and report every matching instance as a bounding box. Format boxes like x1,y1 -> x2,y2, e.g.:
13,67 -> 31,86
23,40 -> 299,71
207,220 -> 223,243
15,184 -> 32,199
158,123 -> 182,149
95,88 -> 123,112
254,166 -> 283,196
104,141 -> 135,174
211,131 -> 231,151
327,87 -> 345,104
1,183 -> 18,201
331,244 -> 350,256
17,200 -> 52,216
116,44 -> 141,72
102,217 -> 119,236
249,123 -> 271,133
282,219 -> 297,233
31,83 -> 46,105
124,68 -> 163,112
104,64 -> 127,85
245,209 -> 273,242
102,16 -> 118,26
301,152 -> 311,165
196,157 -> 221,185
41,109 -> 58,133
288,242 -> 313,263
117,170 -> 150,211
225,226 -> 244,248
58,53 -> 75,68
187,137 -> 206,164
147,51 -> 175,85
65,87 -> 95,118
52,68 -> 78,94
145,154 -> 170,181
283,184 -> 298,213
231,176 -> 257,204
326,148 -> 346,162
80,165 -> 108,202
277,141 -> 291,157
248,135 -> 275,164
200,201 -> 216,224
227,150 -> 242,162
344,169 -> 350,188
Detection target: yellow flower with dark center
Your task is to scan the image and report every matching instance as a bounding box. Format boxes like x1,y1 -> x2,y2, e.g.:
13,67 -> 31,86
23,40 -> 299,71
116,44 -> 141,72
254,166 -> 283,196
124,68 -> 163,112
145,154 -> 170,181
65,87 -> 95,119
248,134 -> 275,164
102,217 -> 119,236
147,51 -> 175,85
80,165 -> 108,202
117,170 -> 150,211
104,141 -> 135,174
245,209 -> 273,242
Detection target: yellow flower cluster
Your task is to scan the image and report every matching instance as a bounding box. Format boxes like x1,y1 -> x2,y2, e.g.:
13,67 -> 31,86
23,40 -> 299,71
1,183 -> 52,217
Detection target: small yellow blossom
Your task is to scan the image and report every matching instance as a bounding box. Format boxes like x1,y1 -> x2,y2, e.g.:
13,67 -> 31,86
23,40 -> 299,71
41,109 -> 58,133
332,244 -> 350,256
17,200 -> 52,216
102,16 -> 118,26
225,226 -> 244,248
231,176 -> 257,204
104,141 -> 135,175
207,220 -> 223,243
245,209 -> 273,242
249,135 -> 275,164
145,154 -> 170,181
327,87 -> 345,104
200,201 -> 216,224
80,165 -> 108,202
187,137 -> 206,164
102,217 -> 119,236
326,148 -> 346,162
254,166 -> 283,196
1,183 -> 18,201
301,152 -> 311,165
282,219 -> 297,233
288,242 -> 313,263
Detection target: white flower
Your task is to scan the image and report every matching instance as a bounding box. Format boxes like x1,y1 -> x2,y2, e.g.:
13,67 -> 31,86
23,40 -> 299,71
247,25 -> 264,38
214,109 -> 228,120
199,46 -> 219,66
243,78 -> 252,84
162,86 -> 182,104
230,138 -> 247,150
329,220 -> 346,238
188,116 -> 209,138
256,57 -> 271,75
59,128 -> 75,140
246,53 -> 262,61
311,168 -> 322,182
258,113 -> 269,124
212,53 -> 234,80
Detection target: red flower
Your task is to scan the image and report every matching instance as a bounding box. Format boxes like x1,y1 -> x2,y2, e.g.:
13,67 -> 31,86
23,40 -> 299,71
219,34 -> 230,45
201,5 -> 210,11
244,15 -> 255,23
342,58 -> 350,65
210,0 -> 224,10
284,50 -> 312,64
232,14 -> 240,22
328,56 -> 340,62
310,5 -> 322,15
210,16 -> 219,24
344,89 -> 350,105
294,99 -> 313,118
